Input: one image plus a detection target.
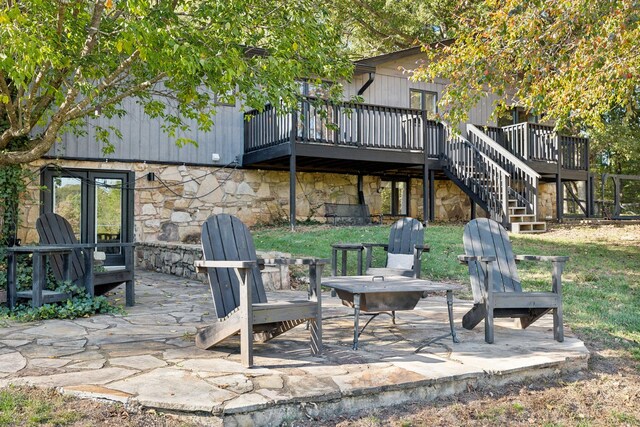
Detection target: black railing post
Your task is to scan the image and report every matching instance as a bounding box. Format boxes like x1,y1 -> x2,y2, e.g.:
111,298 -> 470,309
243,113 -> 250,152
333,103 -> 340,144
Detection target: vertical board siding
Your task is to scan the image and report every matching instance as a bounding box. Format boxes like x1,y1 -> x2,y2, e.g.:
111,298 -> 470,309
51,96 -> 244,165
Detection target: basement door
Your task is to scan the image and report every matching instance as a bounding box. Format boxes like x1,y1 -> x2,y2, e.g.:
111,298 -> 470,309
41,167 -> 134,266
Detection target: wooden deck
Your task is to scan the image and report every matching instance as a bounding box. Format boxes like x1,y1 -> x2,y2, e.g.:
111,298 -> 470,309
242,97 -> 588,180
242,97 -> 592,226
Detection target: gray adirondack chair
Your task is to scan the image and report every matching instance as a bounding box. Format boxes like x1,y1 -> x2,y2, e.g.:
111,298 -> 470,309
36,212 -> 135,306
364,217 -> 429,278
194,214 -> 326,367
458,218 -> 567,343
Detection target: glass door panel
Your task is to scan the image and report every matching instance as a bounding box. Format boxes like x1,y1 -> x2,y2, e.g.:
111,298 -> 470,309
95,178 -> 123,254
52,177 -> 82,240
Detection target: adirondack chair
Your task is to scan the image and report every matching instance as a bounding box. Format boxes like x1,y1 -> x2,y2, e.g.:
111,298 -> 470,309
36,212 -> 135,306
194,214 -> 326,367
458,218 -> 567,343
363,217 -> 429,278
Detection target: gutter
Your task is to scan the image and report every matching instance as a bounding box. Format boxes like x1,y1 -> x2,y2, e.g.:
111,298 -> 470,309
357,71 -> 375,96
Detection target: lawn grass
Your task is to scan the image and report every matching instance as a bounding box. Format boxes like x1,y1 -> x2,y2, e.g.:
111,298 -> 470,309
254,222 -> 640,360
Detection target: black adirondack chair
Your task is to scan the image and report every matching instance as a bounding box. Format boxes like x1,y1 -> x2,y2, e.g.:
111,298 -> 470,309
458,218 -> 567,343
363,217 -> 429,278
194,214 -> 326,367
36,212 -> 135,306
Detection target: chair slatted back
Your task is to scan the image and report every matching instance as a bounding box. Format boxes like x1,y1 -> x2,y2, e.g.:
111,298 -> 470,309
36,212 -> 86,283
463,218 -> 522,303
387,218 -> 424,255
201,214 -> 268,319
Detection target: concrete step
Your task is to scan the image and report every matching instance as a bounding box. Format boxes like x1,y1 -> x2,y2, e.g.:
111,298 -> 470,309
509,206 -> 527,215
509,214 -> 537,223
510,221 -> 547,233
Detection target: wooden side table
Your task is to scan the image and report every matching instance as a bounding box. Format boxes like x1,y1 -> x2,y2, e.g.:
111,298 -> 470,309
331,243 -> 365,276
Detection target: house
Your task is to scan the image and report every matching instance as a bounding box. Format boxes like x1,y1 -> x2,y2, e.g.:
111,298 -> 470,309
19,47 -> 591,256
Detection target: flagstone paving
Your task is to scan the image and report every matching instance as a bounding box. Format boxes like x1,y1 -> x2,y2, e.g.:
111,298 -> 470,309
0,271 -> 589,425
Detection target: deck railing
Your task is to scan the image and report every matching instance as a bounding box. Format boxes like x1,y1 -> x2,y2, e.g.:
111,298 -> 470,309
559,135 -> 589,170
475,125 -> 505,147
442,125 -> 510,223
467,124 -> 540,217
501,122 -> 588,170
244,97 -> 442,157
244,104 -> 293,152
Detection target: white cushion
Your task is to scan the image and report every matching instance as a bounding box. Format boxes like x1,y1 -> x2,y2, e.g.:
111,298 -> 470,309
386,253 -> 413,270
102,265 -> 127,272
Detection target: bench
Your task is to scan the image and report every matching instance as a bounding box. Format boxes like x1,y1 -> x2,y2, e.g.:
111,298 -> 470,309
324,203 -> 371,226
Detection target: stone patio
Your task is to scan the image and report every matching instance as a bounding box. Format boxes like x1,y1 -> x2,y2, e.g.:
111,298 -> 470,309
0,271 -> 589,426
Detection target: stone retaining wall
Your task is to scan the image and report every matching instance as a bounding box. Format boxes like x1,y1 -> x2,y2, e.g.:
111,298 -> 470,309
134,242 -> 290,291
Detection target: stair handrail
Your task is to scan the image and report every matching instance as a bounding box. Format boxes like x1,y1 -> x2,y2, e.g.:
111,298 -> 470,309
467,124 -> 540,218
467,124 -> 540,179
442,123 -> 511,223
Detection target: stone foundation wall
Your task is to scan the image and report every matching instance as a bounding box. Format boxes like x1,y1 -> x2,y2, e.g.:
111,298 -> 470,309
18,159 -> 517,245
538,182 -> 557,220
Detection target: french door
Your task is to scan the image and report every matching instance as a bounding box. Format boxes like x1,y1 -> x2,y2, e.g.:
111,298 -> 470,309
41,167 -> 134,266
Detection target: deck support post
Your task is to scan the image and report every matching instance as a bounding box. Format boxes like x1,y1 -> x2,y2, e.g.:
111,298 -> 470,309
429,170 -> 435,222
357,174 -> 365,205
556,136 -> 563,222
290,112 -> 297,230
586,174 -> 593,218
470,198 -> 476,219
422,164 -> 429,226
421,109 -> 430,226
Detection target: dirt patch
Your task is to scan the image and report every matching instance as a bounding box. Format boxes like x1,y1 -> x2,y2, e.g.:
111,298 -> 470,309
542,223 -> 640,247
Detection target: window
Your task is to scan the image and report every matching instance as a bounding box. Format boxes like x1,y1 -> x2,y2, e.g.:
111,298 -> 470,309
380,179 -> 409,216
497,106 -> 538,127
42,168 -> 134,266
410,89 -> 437,114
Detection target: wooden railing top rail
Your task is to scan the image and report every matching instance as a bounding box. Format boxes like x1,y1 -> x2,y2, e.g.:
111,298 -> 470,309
467,124 -> 540,179
443,124 -> 511,178
244,96 -> 430,118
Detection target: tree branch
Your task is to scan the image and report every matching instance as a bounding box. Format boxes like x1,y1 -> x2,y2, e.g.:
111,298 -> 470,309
69,73 -> 166,121
66,50 -> 141,119
0,73 -> 18,130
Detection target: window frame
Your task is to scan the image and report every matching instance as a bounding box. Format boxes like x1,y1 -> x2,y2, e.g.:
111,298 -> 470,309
409,89 -> 438,114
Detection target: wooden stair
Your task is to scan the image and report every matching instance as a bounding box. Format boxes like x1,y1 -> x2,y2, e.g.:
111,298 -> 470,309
508,200 -> 547,234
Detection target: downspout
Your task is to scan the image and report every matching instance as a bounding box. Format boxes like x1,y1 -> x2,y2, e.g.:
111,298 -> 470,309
357,72 -> 375,96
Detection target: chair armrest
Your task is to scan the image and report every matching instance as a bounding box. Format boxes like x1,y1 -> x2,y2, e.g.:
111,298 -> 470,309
414,244 -> 430,252
194,260 -> 257,273
457,255 -> 497,264
514,255 -> 569,263
362,243 -> 388,249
